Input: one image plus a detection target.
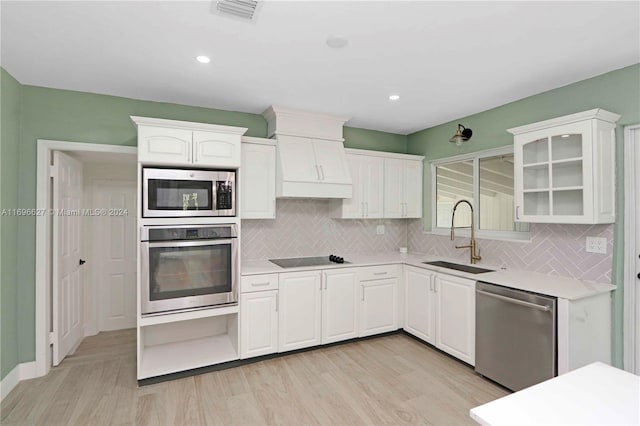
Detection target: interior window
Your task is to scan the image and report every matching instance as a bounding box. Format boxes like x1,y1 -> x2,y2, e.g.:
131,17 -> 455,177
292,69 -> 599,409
433,149 -> 529,239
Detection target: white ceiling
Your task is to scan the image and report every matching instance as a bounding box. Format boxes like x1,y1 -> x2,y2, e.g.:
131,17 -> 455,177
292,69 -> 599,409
2,1 -> 638,135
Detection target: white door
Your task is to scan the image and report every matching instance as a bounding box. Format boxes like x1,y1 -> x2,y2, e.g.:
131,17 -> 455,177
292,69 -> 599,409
277,135 -> 318,182
94,180 -> 137,332
241,143 -> 276,219
404,266 -> 435,344
278,271 -> 322,352
52,151 -> 84,366
403,159 -> 423,218
240,290 -> 279,359
363,156 -> 385,218
322,268 -> 359,344
435,274 -> 475,365
360,278 -> 398,337
312,139 -> 351,184
383,158 -> 404,218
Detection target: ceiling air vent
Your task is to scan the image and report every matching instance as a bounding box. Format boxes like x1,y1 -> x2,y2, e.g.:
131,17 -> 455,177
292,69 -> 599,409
215,0 -> 259,21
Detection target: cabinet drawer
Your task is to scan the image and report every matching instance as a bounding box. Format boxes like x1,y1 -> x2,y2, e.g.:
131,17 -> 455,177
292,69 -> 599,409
359,264 -> 398,281
241,274 -> 279,293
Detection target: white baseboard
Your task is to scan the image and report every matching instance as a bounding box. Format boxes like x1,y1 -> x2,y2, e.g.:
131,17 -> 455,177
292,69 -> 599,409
1,361 -> 38,401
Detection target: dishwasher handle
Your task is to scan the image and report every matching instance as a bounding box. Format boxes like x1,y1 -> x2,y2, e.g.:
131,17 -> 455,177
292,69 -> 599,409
476,289 -> 551,312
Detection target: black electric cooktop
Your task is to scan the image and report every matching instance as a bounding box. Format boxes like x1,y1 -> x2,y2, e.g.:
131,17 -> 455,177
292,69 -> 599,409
269,255 -> 349,268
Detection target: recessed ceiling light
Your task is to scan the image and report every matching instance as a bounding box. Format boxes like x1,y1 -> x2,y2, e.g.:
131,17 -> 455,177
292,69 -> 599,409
326,36 -> 348,49
196,55 -> 211,64
389,95 -> 400,101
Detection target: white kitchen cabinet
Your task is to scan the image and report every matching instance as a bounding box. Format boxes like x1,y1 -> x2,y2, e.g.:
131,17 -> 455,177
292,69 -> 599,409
509,109 -> 619,224
240,290 -> 278,359
241,138 -> 276,219
322,268 -> 360,344
434,273 -> 475,365
404,266 -> 436,344
383,157 -> 423,218
278,271 -> 322,352
359,265 -> 399,337
132,116 -> 247,168
337,152 -> 384,219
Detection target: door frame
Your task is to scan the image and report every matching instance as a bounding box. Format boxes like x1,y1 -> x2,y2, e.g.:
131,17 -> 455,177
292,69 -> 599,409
623,124 -> 640,374
35,139 -> 136,377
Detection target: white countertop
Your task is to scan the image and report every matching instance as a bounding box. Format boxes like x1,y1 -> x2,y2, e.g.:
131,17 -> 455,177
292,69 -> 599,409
241,252 -> 615,300
470,362 -> 640,426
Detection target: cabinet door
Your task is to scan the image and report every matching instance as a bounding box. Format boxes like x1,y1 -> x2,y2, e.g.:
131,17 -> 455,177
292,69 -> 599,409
277,135 -> 319,182
322,268 -> 359,344
313,139 -> 352,184
360,278 -> 398,337
241,143 -> 276,219
403,159 -> 423,218
240,290 -> 278,359
341,154 -> 365,218
278,271 -> 322,352
435,274 -> 475,365
404,267 -> 435,344
363,156 -> 385,218
192,131 -> 241,168
137,126 -> 192,165
383,158 -> 404,218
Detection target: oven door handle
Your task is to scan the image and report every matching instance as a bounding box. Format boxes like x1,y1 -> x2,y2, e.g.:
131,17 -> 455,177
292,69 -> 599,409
144,238 -> 236,249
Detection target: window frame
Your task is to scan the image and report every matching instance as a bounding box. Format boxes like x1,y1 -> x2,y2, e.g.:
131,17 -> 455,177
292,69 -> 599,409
430,146 -> 530,242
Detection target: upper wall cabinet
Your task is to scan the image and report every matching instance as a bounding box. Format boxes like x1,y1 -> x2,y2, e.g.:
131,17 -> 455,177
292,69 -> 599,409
508,109 -> 620,224
241,137 -> 276,219
132,116 -> 248,168
384,157 -> 424,219
334,149 -> 424,219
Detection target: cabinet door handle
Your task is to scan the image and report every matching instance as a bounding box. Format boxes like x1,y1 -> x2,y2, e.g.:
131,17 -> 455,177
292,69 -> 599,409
516,205 -> 520,220
373,272 -> 387,276
315,165 -> 321,180
251,282 -> 270,287
361,284 -> 365,301
275,293 -> 278,312
319,165 -> 325,181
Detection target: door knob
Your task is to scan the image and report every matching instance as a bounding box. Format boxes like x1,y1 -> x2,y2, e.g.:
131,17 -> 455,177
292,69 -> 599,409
79,259 -> 86,266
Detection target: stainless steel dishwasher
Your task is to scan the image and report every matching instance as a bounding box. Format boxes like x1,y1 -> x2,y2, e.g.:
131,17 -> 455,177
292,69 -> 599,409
475,281 -> 557,391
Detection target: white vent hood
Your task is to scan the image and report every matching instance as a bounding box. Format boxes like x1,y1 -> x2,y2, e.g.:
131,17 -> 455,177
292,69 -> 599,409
263,106 -> 353,199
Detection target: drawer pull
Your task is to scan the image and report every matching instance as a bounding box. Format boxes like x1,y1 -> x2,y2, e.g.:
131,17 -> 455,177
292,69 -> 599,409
251,282 -> 271,287
373,272 -> 387,276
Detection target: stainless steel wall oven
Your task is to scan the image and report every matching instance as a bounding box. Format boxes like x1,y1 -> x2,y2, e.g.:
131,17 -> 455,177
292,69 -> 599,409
140,224 -> 238,315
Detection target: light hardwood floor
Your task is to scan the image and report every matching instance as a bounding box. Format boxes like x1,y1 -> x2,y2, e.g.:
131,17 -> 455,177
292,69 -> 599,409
1,330 -> 508,425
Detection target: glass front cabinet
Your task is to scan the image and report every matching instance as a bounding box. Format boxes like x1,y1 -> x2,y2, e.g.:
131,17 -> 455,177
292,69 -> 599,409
509,109 -> 620,224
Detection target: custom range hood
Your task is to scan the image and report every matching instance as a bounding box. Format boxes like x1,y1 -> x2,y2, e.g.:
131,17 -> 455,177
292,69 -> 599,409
263,106 -> 353,199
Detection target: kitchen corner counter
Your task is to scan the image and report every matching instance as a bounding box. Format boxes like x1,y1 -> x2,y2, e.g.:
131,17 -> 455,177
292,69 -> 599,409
241,252 -> 615,300
470,362 -> 640,426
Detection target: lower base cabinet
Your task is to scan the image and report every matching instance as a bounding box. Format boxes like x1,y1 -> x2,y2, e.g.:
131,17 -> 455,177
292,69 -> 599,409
403,266 -> 475,366
322,268 -> 360,344
240,290 -> 278,359
359,266 -> 399,337
278,271 -> 322,352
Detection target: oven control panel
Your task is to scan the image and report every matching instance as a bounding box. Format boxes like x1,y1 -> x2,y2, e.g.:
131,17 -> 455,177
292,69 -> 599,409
144,225 -> 237,242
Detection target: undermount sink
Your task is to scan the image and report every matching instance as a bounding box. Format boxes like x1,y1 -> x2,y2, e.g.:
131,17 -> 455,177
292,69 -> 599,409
423,260 -> 493,274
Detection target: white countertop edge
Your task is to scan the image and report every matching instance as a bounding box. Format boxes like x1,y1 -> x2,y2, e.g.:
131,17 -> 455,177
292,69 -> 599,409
241,252 -> 615,300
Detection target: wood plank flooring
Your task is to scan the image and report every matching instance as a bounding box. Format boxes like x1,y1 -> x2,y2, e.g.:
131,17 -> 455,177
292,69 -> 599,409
1,330 -> 508,425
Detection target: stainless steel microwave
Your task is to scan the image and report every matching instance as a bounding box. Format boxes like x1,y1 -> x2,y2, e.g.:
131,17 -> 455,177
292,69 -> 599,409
142,168 -> 236,218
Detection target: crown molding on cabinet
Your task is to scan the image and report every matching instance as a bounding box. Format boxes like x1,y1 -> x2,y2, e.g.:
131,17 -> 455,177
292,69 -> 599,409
507,108 -> 621,135
131,116 -> 248,135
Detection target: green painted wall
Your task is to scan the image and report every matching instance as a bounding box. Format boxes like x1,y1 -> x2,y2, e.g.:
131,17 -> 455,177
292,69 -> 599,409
2,77 -> 405,370
407,63 -> 640,367
1,68 -> 22,379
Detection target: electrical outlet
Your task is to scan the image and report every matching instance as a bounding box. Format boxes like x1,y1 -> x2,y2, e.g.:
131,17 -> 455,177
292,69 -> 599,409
376,225 -> 385,235
586,236 -> 607,254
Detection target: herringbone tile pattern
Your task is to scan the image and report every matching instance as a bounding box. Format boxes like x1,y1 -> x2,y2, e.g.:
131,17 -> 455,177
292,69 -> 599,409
240,199 -> 613,283
407,220 -> 614,283
241,199 -> 407,261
